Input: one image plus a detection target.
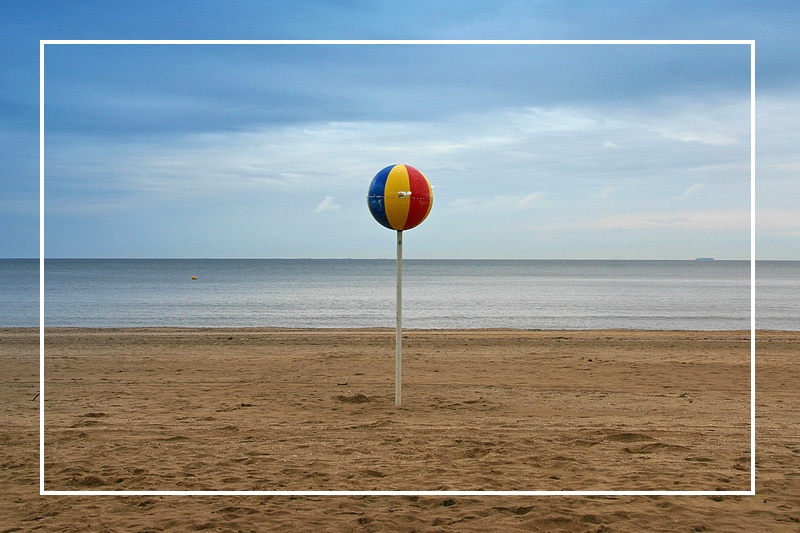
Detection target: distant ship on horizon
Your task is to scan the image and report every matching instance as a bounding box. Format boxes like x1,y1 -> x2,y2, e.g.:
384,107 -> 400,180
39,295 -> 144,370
694,257 -> 715,261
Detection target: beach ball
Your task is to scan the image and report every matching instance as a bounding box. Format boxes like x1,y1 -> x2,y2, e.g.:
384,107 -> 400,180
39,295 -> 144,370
367,164 -> 433,231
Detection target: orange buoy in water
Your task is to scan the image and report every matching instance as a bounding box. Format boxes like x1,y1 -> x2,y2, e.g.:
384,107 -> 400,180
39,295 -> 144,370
191,276 -> 197,280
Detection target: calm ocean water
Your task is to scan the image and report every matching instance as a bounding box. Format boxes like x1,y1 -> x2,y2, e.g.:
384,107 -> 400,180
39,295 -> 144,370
1,259 -> 797,330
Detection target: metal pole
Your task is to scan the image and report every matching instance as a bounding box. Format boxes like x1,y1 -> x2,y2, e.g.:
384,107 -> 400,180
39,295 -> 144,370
396,229 -> 403,406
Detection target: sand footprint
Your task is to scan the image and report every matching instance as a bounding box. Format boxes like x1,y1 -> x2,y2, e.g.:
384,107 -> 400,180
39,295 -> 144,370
604,432 -> 656,443
624,442 -> 690,454
604,432 -> 690,453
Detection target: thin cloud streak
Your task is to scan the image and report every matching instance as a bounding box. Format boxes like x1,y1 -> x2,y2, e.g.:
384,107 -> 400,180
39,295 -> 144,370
593,210 -> 750,230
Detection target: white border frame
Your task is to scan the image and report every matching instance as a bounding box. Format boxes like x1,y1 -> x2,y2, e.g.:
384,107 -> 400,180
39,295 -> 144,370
40,39 -> 756,497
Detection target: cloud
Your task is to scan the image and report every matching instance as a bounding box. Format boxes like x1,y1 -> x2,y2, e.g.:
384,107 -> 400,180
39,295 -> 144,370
507,192 -> 547,210
593,210 -> 749,230
43,87 -> 753,259
48,93 -> 749,199
447,198 -> 477,210
757,209 -> 800,230
681,183 -> 706,198
448,192 -> 547,212
314,195 -> 341,213
659,130 -> 739,146
591,186 -> 616,199
653,99 -> 748,147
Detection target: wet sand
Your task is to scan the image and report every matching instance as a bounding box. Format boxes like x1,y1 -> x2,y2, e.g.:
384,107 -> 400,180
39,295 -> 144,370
2,328 -> 798,531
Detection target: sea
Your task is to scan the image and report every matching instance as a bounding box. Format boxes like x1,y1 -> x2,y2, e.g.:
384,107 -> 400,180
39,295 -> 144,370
1,259 -> 797,330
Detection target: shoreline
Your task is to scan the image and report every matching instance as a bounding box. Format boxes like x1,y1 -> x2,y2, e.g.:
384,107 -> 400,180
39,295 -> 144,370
14,325 -> 778,331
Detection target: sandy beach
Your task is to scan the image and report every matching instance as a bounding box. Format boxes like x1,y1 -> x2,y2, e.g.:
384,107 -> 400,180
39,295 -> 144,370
2,328 -> 798,531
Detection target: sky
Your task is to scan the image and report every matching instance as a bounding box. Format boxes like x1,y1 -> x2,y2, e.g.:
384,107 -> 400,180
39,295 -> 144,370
2,1 -> 798,259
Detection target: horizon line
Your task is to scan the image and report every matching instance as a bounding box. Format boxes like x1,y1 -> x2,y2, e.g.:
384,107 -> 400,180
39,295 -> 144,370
17,256 -> 770,261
